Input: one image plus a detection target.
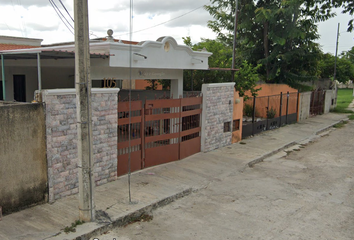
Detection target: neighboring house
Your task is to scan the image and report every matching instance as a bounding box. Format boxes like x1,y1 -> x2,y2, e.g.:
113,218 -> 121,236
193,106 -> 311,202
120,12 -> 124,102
0,36 -> 42,100
0,31 -> 212,102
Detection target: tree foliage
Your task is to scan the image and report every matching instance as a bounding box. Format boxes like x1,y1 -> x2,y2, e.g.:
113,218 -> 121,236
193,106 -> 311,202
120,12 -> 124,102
145,79 -> 170,90
205,0 -> 337,85
318,52 -> 354,83
182,37 -> 233,91
235,61 -> 262,100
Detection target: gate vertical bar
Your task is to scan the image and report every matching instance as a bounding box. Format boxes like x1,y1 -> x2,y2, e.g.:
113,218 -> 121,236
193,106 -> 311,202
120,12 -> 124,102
178,98 -> 182,160
296,91 -> 300,122
252,96 -> 256,135
1,55 -> 5,101
286,91 -> 289,124
279,92 -> 283,127
267,96 -> 270,129
141,102 -> 145,168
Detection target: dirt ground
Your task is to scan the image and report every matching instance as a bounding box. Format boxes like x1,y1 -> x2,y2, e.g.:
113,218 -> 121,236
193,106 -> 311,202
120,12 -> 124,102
92,121 -> 354,240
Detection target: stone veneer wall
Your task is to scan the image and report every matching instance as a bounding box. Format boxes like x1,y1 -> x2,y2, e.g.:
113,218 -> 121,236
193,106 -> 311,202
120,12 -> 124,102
42,88 -> 119,202
201,83 -> 235,152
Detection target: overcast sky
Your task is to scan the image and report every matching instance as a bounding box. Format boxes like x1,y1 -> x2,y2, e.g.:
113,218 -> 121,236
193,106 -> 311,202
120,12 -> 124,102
0,0 -> 353,55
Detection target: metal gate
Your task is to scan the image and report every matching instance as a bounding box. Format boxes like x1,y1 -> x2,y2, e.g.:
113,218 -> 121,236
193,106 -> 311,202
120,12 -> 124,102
117,96 -> 202,176
310,90 -> 325,115
117,100 -> 143,176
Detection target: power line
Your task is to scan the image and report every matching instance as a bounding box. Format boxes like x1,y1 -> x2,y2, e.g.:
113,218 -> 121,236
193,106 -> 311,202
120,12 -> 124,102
117,3 -> 208,38
58,0 -> 74,22
50,0 -> 74,29
48,0 -> 74,35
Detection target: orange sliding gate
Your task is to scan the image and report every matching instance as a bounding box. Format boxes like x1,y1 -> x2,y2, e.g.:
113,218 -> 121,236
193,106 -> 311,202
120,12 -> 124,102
117,96 -> 202,176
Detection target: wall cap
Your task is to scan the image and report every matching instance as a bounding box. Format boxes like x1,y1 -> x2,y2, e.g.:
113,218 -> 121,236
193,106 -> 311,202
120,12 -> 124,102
202,82 -> 235,88
41,88 -> 120,96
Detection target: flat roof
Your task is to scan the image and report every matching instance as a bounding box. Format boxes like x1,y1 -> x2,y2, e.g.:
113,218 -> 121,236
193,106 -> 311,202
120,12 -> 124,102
0,49 -> 111,60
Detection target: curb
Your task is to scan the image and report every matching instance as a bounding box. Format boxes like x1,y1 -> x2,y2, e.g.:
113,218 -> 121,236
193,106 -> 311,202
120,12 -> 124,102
247,141 -> 297,168
315,118 -> 348,135
58,188 -> 193,240
246,118 -> 349,168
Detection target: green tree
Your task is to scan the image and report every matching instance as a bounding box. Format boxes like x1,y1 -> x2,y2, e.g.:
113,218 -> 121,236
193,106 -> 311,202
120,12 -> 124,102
145,79 -> 170,90
318,52 -> 354,83
340,46 -> 354,65
183,37 -> 233,91
335,0 -> 354,31
205,0 -> 335,85
235,61 -> 262,100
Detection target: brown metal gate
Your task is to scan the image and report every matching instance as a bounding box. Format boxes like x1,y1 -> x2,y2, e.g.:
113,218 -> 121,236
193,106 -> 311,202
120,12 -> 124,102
117,100 -> 143,176
310,89 -> 325,115
180,97 -> 202,159
117,96 -> 202,176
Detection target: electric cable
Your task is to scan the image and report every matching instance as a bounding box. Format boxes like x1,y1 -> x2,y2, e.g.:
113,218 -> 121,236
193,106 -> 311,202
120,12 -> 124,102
117,3 -> 208,38
48,0 -> 74,35
58,0 -> 74,22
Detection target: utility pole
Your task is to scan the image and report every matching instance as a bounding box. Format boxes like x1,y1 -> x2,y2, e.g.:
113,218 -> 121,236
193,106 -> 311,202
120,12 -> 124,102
333,23 -> 340,84
231,0 -> 239,83
333,23 -> 340,99
74,0 -> 95,221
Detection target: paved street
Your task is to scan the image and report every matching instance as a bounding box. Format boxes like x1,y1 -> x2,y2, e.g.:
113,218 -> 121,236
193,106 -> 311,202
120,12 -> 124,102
92,120 -> 354,240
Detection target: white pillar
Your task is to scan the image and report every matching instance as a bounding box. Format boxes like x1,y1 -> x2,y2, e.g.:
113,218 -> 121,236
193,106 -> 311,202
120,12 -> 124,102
170,78 -> 183,99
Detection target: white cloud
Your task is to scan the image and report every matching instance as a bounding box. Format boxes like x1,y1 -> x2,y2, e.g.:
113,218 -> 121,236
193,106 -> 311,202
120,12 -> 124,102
0,0 -> 352,54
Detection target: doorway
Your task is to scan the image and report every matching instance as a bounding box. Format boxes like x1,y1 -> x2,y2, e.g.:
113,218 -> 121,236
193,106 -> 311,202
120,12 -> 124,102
13,75 -> 26,102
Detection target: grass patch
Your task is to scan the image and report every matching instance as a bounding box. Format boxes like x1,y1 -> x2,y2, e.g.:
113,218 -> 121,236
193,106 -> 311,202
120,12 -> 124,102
333,121 -> 348,128
348,114 -> 354,120
63,220 -> 85,233
332,89 -> 354,113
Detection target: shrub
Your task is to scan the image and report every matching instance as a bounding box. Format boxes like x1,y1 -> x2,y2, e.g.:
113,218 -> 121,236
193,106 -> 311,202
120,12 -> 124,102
244,104 -> 254,117
266,107 -> 277,119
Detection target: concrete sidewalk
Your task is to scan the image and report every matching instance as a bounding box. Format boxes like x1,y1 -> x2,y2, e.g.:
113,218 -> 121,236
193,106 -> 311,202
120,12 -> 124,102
0,113 -> 349,240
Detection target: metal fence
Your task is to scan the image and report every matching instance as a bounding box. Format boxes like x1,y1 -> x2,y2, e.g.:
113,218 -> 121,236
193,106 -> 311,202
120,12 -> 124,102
242,91 -> 299,138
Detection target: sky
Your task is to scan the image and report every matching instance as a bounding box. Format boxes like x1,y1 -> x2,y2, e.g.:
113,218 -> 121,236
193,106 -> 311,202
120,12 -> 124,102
0,0 -> 353,55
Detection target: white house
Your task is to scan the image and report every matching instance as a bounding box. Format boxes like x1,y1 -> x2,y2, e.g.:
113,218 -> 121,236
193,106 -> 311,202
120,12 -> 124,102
0,31 -> 212,102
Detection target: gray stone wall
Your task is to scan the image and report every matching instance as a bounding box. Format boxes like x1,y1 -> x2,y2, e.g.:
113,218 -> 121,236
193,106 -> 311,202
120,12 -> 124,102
42,89 -> 118,202
298,92 -> 311,121
0,103 -> 47,214
201,83 -> 235,152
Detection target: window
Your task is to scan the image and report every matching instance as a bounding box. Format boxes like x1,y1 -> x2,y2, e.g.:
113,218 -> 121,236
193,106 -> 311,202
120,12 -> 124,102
233,119 -> 240,131
223,122 -> 231,132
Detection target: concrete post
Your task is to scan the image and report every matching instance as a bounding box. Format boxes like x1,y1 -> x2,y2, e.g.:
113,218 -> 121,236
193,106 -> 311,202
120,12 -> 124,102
170,78 -> 183,99
74,0 -> 95,222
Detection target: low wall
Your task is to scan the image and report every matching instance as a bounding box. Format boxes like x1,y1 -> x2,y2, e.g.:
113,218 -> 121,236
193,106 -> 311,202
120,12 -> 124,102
0,103 -> 47,214
298,92 -> 311,121
201,83 -> 235,152
42,88 -> 119,202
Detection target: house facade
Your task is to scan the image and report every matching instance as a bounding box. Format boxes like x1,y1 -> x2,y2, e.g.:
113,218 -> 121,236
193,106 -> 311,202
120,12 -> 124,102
0,32 -> 212,102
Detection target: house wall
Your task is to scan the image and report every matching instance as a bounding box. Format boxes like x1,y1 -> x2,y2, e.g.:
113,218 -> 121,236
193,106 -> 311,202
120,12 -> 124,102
298,92 -> 312,121
0,103 -> 47,214
134,79 -> 163,90
232,90 -> 243,143
201,83 -> 235,152
1,65 -> 75,102
42,88 -> 119,202
245,83 -> 298,97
